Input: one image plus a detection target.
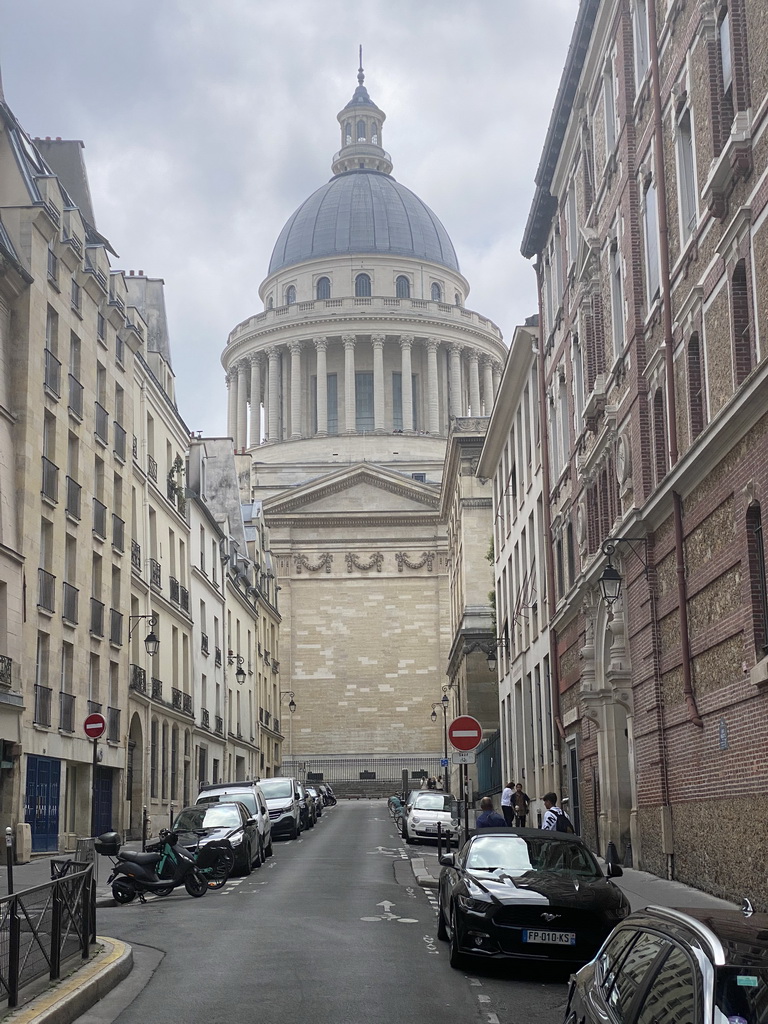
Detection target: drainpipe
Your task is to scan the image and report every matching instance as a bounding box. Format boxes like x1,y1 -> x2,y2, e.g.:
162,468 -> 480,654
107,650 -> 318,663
648,0 -> 702,728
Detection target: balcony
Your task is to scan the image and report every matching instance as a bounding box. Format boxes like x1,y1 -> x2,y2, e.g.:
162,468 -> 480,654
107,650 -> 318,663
59,691 -> 75,733
41,456 -> 59,503
94,402 -> 109,445
149,558 -> 161,590
151,677 -> 163,701
93,498 -> 107,539
214,716 -> 223,735
44,348 -> 61,398
180,587 -> 189,613
132,435 -> 138,460
62,582 -> 79,624
68,374 -> 83,419
0,655 -> 12,687
183,693 -> 193,715
272,659 -> 279,674
172,687 -> 182,710
112,514 -> 125,553
34,685 -> 52,727
114,422 -> 127,462
87,699 -> 102,715
201,708 -> 210,729
129,664 -> 146,695
215,647 -> 222,667
38,569 -> 55,613
107,706 -> 120,743
109,608 -> 123,646
201,633 -> 209,655
169,576 -> 180,604
148,455 -> 158,483
131,539 -> 141,573
65,476 -> 81,520
273,718 -> 280,735
90,597 -> 105,637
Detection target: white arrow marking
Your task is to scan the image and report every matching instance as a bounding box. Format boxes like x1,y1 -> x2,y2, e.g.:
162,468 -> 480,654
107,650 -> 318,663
377,900 -> 395,913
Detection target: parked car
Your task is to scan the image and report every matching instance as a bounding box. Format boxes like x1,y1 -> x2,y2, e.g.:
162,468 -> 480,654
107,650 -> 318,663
173,801 -> 260,874
256,776 -> 302,839
315,784 -> 333,806
564,904 -> 768,1024
436,827 -> 629,969
296,781 -> 315,829
402,791 -> 458,845
305,785 -> 323,818
196,781 -> 273,859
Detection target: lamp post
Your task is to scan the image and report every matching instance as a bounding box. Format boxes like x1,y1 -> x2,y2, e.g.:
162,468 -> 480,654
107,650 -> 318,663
597,537 -> 649,609
128,614 -> 160,656
280,691 -> 297,761
430,686 -> 450,793
227,650 -> 246,685
463,634 -> 510,672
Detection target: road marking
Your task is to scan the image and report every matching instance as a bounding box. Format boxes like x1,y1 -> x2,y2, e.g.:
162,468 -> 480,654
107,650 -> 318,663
478,994 -> 490,1003
486,1015 -> 500,1024
367,846 -> 400,856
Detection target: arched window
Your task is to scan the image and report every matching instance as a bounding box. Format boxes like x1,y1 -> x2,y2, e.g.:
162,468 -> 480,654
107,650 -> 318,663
396,275 -> 410,298
355,273 -> 371,297
316,277 -> 331,300
285,285 -> 296,306
357,120 -> 366,142
345,121 -> 352,145
371,121 -> 379,144
454,292 -> 462,306
267,296 -> 274,310
687,333 -> 704,441
653,389 -> 668,485
732,259 -> 752,385
431,283 -> 442,302
747,502 -> 768,658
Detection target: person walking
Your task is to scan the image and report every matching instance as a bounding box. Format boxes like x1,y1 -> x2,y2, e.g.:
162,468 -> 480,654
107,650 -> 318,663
475,797 -> 507,829
541,792 -> 574,832
500,781 -> 515,825
513,783 -> 530,827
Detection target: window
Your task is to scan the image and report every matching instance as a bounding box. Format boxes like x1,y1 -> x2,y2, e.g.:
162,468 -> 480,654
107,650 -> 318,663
454,292 -> 461,306
604,57 -> 618,153
633,0 -> 650,88
355,273 -> 371,297
572,333 -> 585,430
431,282 -> 442,302
718,8 -> 734,142
747,503 -> 768,658
371,121 -> 379,144
344,121 -> 352,145
71,279 -> 81,313
635,945 -> 696,1024
731,259 -> 753,385
608,932 -> 668,1019
653,389 -> 668,485
355,372 -> 374,431
566,184 -> 578,267
642,170 -> 661,303
609,237 -> 624,359
687,334 -> 704,441
97,311 -> 106,343
316,277 -> 331,300
356,119 -> 366,142
285,285 -> 296,306
677,109 -> 698,243
267,296 -> 273,309
396,275 -> 410,298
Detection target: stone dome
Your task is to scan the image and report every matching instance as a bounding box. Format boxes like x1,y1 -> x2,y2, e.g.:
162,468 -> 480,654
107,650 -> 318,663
268,169 -> 460,275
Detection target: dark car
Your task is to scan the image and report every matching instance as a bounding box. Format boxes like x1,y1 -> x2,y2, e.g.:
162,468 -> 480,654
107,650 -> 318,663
173,801 -> 260,875
296,782 -> 315,830
564,903 -> 768,1024
436,827 -> 629,969
305,785 -> 323,818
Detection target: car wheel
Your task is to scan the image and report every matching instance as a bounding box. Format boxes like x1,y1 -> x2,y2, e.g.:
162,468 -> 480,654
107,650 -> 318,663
242,842 -> 253,875
436,891 -> 448,941
255,838 -> 264,867
308,814 -> 315,829
449,906 -> 465,969
291,819 -> 300,840
265,836 -> 274,857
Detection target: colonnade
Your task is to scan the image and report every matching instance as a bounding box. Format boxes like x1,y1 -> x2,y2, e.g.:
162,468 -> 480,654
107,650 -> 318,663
225,334 -> 503,450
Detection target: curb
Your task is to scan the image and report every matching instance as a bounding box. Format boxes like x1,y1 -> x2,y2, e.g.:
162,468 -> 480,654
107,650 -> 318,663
4,937 -> 133,1024
411,857 -> 438,889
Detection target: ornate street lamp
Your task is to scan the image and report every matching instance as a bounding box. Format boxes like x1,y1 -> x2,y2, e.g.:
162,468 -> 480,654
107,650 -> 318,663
128,614 -> 160,656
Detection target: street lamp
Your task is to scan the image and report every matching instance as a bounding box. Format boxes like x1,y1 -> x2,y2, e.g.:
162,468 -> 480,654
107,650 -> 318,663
430,687 -> 450,793
485,636 -> 510,674
280,691 -> 297,762
280,690 -> 297,714
227,651 -> 246,685
128,615 -> 160,656
597,537 -> 648,609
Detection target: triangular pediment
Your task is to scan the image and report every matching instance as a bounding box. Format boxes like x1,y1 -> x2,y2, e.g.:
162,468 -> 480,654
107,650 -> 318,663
262,463 -> 440,517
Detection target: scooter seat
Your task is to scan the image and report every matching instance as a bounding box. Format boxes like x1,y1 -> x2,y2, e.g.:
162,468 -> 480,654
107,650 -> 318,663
117,850 -> 160,865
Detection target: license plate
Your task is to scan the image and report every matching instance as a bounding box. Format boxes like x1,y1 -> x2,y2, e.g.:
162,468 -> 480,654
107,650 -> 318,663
523,929 -> 576,945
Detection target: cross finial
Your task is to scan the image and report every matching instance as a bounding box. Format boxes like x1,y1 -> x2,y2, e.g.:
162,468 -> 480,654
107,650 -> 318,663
358,45 -> 364,86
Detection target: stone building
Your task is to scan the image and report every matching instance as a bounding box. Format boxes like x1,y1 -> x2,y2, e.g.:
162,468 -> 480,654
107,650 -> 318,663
221,69 -> 506,784
521,0 -> 768,903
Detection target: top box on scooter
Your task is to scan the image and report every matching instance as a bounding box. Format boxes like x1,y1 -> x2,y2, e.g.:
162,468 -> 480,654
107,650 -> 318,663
95,832 -> 121,856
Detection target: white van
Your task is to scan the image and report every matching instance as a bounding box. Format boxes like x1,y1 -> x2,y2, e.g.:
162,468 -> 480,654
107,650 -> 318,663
196,781 -> 273,860
255,777 -> 302,840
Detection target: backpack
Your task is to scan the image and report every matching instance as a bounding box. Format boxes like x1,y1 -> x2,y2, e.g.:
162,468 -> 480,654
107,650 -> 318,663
554,809 -> 575,834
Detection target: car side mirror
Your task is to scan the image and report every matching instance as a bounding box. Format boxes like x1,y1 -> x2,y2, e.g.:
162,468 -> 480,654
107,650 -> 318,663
439,853 -> 456,867
606,862 -> 623,878
294,792 -> 300,800
246,818 -> 257,826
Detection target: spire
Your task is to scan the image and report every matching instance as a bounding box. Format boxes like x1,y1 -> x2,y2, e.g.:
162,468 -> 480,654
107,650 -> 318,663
332,56 -> 393,177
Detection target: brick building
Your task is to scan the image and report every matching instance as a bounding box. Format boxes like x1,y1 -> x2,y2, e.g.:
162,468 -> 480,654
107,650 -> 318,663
521,0 -> 768,903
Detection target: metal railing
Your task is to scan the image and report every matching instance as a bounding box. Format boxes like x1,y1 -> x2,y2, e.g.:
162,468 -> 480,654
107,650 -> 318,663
130,664 -> 146,694
214,716 -> 223,734
149,559 -> 161,589
147,455 -> 157,482
59,692 -> 75,732
0,655 -> 12,686
214,647 -> 222,667
62,582 -> 78,623
113,422 -> 126,462
279,755 -> 444,784
87,700 -> 102,715
151,677 -> 162,700
183,694 -> 193,716
33,685 -> 52,727
0,862 -> 95,1008
112,514 -> 125,553
44,348 -> 61,398
180,587 -> 189,613
65,476 -> 81,520
171,687 -> 182,710
41,457 -> 58,503
201,633 -> 209,655
107,706 -> 120,742
38,569 -> 55,613
201,708 -> 210,729
131,539 -> 141,572
90,598 -> 104,637
94,402 -> 109,444
68,374 -> 83,419
109,608 -> 123,646
169,577 -> 180,604
92,499 -> 107,539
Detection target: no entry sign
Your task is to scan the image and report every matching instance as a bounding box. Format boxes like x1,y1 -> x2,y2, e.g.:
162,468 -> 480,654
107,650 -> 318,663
447,715 -> 482,752
84,713 -> 106,740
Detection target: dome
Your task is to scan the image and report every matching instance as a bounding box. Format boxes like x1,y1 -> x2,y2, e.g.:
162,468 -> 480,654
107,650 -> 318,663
268,169 -> 460,275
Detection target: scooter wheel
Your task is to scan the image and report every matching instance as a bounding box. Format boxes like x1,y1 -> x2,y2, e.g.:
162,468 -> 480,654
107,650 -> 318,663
184,870 -> 208,898
112,881 -> 136,904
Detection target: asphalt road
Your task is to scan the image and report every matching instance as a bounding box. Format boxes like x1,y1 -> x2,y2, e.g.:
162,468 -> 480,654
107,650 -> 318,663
82,801 -> 570,1024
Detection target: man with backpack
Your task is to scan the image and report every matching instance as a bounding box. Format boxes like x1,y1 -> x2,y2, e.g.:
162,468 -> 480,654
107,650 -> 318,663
541,792 -> 575,833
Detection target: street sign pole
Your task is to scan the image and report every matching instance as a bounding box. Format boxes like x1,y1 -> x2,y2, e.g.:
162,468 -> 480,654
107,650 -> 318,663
91,737 -> 98,838
83,713 -> 106,838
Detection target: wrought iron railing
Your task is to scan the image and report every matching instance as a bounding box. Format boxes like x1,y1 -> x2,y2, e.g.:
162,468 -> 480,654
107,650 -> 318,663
201,633 -> 209,655
112,514 -> 125,553
171,687 -> 182,710
183,694 -> 193,716
87,700 -> 102,715
169,577 -> 180,604
201,708 -> 210,729
180,587 -> 189,613
68,374 -> 83,419
129,664 -> 146,694
214,647 -> 222,667
94,402 -> 109,444
109,608 -> 123,646
33,685 -> 52,727
147,455 -> 157,482
214,716 -> 223,734
92,498 -> 107,539
65,476 -> 81,520
151,677 -> 163,700
59,691 -> 75,732
149,559 -> 161,589
131,539 -> 141,572
38,569 -> 55,613
41,457 -> 58,503
0,655 -> 12,686
44,348 -> 61,398
62,582 -> 78,623
107,706 -> 120,743
90,597 -> 104,637
113,422 -> 126,462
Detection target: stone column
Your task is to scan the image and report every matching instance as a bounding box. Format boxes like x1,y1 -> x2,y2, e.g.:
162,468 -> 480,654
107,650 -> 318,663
263,358 -> 270,442
492,359 -> 503,397
400,334 -> 414,431
268,347 -> 280,443
314,336 -> 328,436
249,354 -> 262,447
468,350 -> 481,416
449,344 -> 463,417
290,341 -> 303,439
372,333 -> 386,433
237,360 -> 249,450
482,356 -> 494,416
226,369 -> 237,443
342,333 -> 356,433
426,338 -> 440,435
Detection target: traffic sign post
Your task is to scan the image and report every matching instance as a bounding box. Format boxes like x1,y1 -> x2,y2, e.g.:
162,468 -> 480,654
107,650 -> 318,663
84,714 -> 106,837
447,715 -> 483,752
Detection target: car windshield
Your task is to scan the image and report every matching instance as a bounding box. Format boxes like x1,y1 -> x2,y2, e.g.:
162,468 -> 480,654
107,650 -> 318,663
174,805 -> 241,831
715,967 -> 768,1023
413,794 -> 452,812
199,791 -> 257,814
466,835 -> 602,879
259,779 -> 293,799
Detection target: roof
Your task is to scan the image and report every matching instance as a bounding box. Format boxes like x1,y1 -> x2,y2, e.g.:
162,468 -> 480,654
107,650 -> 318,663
268,168 -> 459,275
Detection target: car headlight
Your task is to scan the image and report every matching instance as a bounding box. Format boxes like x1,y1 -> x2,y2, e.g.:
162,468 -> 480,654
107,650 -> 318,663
450,820 -> 459,829
412,816 -> 421,824
229,834 -> 243,846
458,894 -> 491,913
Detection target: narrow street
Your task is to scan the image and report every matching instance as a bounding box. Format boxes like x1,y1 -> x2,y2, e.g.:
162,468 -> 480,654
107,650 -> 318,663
82,802 -> 570,1024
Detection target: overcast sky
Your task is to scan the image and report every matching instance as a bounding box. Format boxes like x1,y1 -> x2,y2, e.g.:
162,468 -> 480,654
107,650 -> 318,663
1,1 -> 576,435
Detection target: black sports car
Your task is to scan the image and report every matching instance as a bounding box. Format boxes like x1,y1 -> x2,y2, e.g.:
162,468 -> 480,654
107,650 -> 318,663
436,827 -> 630,969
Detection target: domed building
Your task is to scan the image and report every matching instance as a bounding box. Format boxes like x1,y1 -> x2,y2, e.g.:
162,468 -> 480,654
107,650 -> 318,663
222,68 -> 505,783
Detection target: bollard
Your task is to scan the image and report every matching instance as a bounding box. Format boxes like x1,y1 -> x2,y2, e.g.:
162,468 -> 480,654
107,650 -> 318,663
5,826 -> 14,895
623,842 -> 633,868
605,840 -> 619,865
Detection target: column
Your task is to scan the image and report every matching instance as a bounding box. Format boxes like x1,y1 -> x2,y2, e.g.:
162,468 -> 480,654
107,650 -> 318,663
249,354 -> 262,447
237,360 -> 249,450
342,333 -> 356,433
482,356 -> 494,416
314,336 -> 328,436
281,349 -> 290,441
449,343 -> 463,417
400,334 -> 413,432
263,358 -> 270,442
290,341 -> 302,439
226,369 -> 237,443
492,359 -> 503,397
372,333 -> 385,433
268,347 -> 280,443
468,350 -> 481,416
426,338 -> 440,434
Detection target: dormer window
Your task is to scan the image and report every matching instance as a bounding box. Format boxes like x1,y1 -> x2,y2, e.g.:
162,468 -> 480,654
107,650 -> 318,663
396,275 -> 410,299
285,285 -> 296,305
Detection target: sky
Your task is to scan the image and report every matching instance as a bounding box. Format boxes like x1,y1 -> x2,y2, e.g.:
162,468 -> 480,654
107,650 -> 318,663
1,1 -> 576,435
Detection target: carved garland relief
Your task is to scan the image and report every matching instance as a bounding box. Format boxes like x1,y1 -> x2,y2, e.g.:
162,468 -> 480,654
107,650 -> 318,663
345,552 -> 383,573
290,552 -> 436,574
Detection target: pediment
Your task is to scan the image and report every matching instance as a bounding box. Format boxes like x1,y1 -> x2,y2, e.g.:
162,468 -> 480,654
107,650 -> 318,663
262,463 -> 440,516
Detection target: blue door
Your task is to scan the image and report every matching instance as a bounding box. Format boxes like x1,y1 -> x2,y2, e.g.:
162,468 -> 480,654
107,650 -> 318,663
25,756 -> 61,852
93,766 -> 113,835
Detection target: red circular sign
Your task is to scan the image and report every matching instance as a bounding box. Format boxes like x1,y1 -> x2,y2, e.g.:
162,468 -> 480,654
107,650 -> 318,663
84,713 -> 106,739
448,715 -> 483,751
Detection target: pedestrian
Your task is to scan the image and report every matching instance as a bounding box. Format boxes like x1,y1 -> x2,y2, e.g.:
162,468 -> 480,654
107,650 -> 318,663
500,780 -> 515,825
427,776 -> 436,790
475,796 -> 507,829
435,775 -> 444,791
513,783 -> 530,827
541,792 -> 575,832
420,775 -> 429,790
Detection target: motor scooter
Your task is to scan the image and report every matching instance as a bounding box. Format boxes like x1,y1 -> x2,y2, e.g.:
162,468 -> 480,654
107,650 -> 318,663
95,829 -> 208,903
